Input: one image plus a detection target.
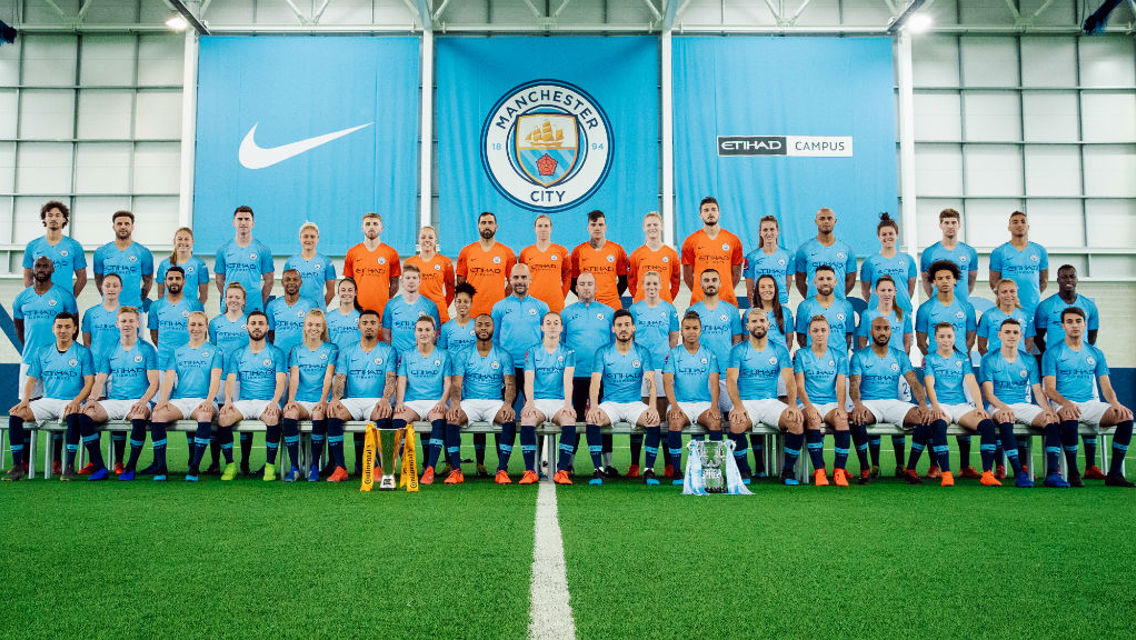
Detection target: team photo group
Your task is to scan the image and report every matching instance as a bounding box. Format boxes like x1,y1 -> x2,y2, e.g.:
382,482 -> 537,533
7,197 -> 1133,490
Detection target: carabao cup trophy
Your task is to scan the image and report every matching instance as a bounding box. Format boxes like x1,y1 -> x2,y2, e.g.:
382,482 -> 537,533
683,438 -> 753,496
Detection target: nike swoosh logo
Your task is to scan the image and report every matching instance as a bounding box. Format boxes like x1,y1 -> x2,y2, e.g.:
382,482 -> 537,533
238,122 -> 373,169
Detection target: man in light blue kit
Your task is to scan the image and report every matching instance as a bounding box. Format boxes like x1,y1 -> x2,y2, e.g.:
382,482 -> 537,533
92,210 -> 153,319
449,314 -> 517,484
919,208 -> 977,300
23,200 -> 87,297
561,271 -> 614,474
491,263 -> 547,475
795,265 -> 855,351
382,264 -> 441,354
218,311 -> 288,482
989,210 -> 1048,315
687,269 -> 743,412
266,269 -> 316,357
662,311 -> 720,486
149,266 -> 205,366
214,205 -> 274,312
794,207 -> 857,299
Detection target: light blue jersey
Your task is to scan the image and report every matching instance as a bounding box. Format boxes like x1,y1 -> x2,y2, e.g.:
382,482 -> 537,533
1041,341 -> 1108,403
208,313 -> 249,353
336,341 -> 396,399
326,308 -> 361,351
100,341 -> 158,401
742,247 -> 794,304
226,344 -> 287,401
595,343 -> 653,404
491,295 -> 549,365
382,295 -> 440,354
398,347 -> 452,402
81,303 -> 125,362
920,241 -> 978,302
266,296 -> 316,357
13,285 -> 78,363
663,345 -> 718,404
438,318 -> 477,354
980,350 -> 1039,406
794,238 -> 857,299
687,300 -> 742,374
456,345 -> 514,401
525,344 -> 575,401
850,347 -> 913,401
729,340 -> 792,400
1034,293 -> 1099,347
924,350 -> 971,406
290,341 -> 337,402
163,342 -> 223,400
214,238 -> 274,312
629,299 -> 679,372
916,296 -> 976,354
561,301 -> 614,376
24,235 -> 86,291
92,241 -> 153,307
29,342 -> 94,400
977,306 -> 1034,353
762,307 -> 794,349
148,295 -> 205,362
284,253 -> 337,309
795,297 -> 856,349
861,252 -> 919,312
793,346 -> 847,406
157,256 -> 209,293
989,241 -> 1048,313
855,307 -> 911,352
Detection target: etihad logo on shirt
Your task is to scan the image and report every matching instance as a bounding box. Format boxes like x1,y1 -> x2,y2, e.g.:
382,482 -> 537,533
468,265 -> 505,276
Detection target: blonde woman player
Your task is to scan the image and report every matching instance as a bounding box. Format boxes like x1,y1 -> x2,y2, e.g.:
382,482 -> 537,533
405,226 -> 456,324
282,309 -> 337,482
284,222 -> 337,308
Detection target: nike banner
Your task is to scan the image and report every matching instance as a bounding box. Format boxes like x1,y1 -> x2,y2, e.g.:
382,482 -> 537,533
194,36 -> 421,254
673,37 -> 897,257
435,36 -> 660,251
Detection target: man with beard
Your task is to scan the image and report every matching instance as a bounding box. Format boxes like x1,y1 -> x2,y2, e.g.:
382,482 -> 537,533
266,269 -> 316,357
457,211 -> 516,318
794,207 -> 856,299
682,196 -> 744,305
795,266 -> 856,351
343,212 -> 401,319
449,315 -> 517,484
93,210 -> 153,319
214,206 -> 274,312
661,312 -> 721,486
218,311 -> 288,481
149,267 -> 204,365
570,210 -> 628,310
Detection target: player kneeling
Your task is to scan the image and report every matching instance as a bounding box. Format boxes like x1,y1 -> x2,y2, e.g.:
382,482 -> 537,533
585,310 -> 660,486
150,311 -> 223,482
794,316 -> 851,486
726,309 -> 803,485
81,306 -> 160,481
1042,307 -> 1134,488
849,317 -> 935,485
325,310 -> 397,483
216,311 -> 287,481
923,322 -> 1003,486
662,311 -> 721,486
393,317 -> 455,484
524,312 -> 576,485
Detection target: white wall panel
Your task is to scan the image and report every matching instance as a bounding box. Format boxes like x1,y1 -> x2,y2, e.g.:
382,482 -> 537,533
1086,200 -> 1136,249
132,142 -> 180,195
1079,38 -> 1136,87
130,197 -> 180,245
21,35 -> 77,87
964,145 -> 1022,196
79,36 -> 135,86
963,91 -> 1021,141
134,91 -> 181,139
1080,93 -> 1136,143
18,90 -> 74,139
1020,37 -> 1077,87
14,142 -> 72,194
960,38 -> 1019,87
1024,147 -> 1081,197
962,200 -> 1025,248
1022,92 -> 1078,142
70,196 -> 129,245
0,142 -> 14,192
914,144 -> 963,196
0,89 -> 17,138
912,36 -> 959,87
74,143 -> 131,194
137,36 -> 184,86
0,38 -> 19,86
77,90 -> 132,139
1083,146 -> 1136,198
913,93 -> 961,140
13,197 -> 55,243
1022,199 -> 1084,247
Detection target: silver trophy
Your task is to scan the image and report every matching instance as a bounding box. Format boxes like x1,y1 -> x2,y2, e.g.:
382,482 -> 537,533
699,440 -> 728,494
378,429 -> 398,490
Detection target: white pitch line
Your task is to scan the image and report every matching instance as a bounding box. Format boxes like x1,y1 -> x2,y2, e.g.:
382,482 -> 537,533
529,481 -> 577,640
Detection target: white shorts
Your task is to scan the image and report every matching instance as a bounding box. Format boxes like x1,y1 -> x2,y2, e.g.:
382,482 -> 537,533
809,402 -> 841,418
18,362 -> 44,400
231,399 -> 276,420
741,398 -> 788,428
29,397 -> 69,424
403,398 -> 443,420
998,402 -> 1044,426
598,400 -> 650,425
938,402 -> 977,423
640,370 -> 664,398
531,399 -> 571,421
674,401 -> 713,425
862,399 -> 917,426
1052,400 -> 1111,427
98,398 -> 148,420
461,398 -> 505,423
340,397 -> 383,421
168,397 -> 214,419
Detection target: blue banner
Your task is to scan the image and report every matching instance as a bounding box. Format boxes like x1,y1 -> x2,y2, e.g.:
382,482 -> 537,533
194,36 -> 420,254
435,36 -> 659,251
673,37 -> 897,257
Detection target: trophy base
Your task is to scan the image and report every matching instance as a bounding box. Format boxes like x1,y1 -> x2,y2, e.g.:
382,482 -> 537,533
379,475 -> 396,490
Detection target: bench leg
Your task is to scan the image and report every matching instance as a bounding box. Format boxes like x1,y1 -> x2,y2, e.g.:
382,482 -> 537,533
0,429 -> 6,471
36,431 -> 45,479
544,429 -> 558,481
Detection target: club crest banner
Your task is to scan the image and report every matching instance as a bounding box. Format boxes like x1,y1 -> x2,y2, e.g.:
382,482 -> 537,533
436,36 -> 660,251
673,37 -> 898,257
194,36 -> 421,253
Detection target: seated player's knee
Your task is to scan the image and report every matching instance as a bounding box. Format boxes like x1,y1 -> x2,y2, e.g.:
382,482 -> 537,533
283,406 -> 299,420
703,413 -> 721,431
12,404 -> 32,420
785,420 -> 804,435
641,413 -> 660,428
427,409 -> 447,422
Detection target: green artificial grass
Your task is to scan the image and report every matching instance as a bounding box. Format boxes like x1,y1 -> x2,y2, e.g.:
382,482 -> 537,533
2,433 -> 1134,639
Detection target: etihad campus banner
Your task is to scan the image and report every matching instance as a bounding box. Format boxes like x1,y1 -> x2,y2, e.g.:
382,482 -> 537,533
435,37 -> 660,250
194,36 -> 421,252
673,37 -> 898,257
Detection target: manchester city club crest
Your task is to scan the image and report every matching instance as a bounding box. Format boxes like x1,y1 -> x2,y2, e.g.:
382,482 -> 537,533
481,80 -> 613,212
